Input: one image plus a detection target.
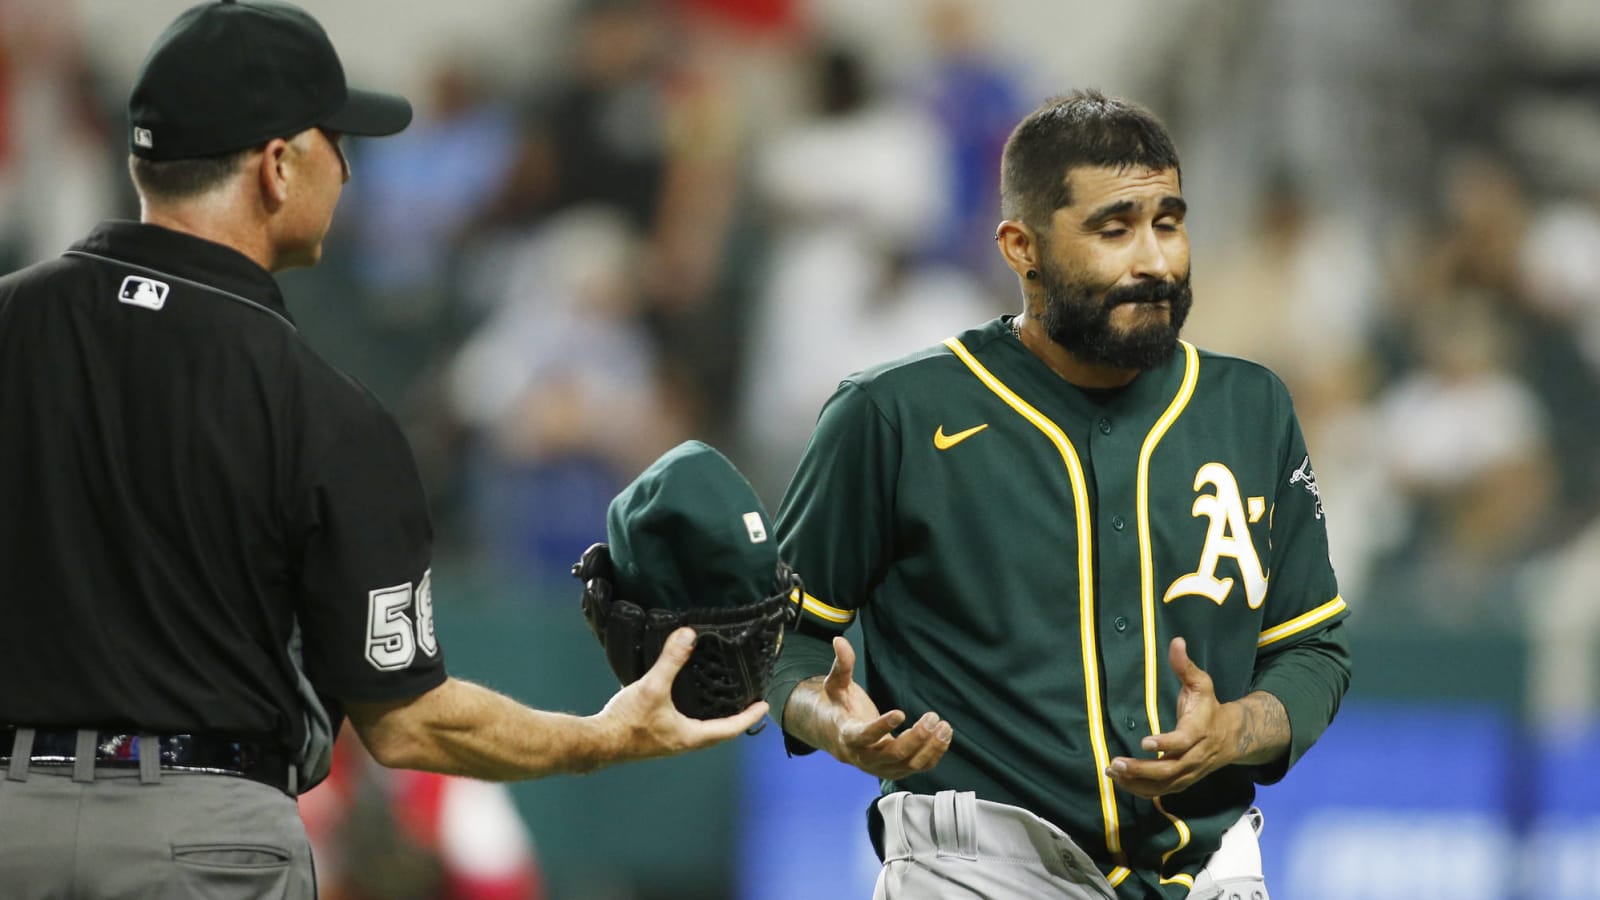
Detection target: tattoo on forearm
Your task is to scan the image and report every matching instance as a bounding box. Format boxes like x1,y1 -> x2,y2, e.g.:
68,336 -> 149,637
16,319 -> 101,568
1232,692 -> 1291,764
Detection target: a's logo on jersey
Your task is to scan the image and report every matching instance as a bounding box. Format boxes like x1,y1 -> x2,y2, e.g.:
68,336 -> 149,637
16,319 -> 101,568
118,275 -> 169,310
1290,455 -> 1324,520
934,423 -> 988,450
1163,462 -> 1268,609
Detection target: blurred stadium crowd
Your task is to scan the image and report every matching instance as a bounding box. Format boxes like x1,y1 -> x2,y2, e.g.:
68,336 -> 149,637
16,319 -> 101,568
5,0 -> 1600,897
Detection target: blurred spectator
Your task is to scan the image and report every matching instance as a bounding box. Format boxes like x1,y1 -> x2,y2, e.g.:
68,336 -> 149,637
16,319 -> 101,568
1428,153 -> 1600,530
341,58 -> 519,330
1370,294 -> 1554,626
1520,194 -> 1600,371
1186,172 -> 1380,384
482,0 -> 674,232
300,730 -> 545,900
631,10 -> 748,436
473,0 -> 749,438
1514,191 -> 1600,526
914,0 -> 1027,279
736,42 -> 954,497
1435,152 -> 1529,298
0,0 -> 116,268
450,207 -> 692,585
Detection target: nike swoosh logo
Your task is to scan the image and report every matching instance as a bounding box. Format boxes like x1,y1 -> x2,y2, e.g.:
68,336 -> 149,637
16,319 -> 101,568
934,423 -> 989,450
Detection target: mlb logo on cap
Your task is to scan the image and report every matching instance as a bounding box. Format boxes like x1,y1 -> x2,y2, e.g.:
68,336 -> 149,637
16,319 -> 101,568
118,276 -> 169,311
132,127 -> 154,149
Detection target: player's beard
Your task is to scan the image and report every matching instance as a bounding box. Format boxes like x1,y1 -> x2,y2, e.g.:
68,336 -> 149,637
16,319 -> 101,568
1036,258 -> 1193,371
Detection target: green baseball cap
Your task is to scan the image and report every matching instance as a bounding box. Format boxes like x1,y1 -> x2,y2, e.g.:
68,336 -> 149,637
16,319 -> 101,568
128,0 -> 412,161
606,441 -> 779,612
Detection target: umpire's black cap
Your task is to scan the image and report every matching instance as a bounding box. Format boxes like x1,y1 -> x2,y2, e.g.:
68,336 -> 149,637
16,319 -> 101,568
128,0 -> 412,161
606,441 -> 781,612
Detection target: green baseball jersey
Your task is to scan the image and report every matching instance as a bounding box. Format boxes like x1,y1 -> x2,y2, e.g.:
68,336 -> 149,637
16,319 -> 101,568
769,315 -> 1351,899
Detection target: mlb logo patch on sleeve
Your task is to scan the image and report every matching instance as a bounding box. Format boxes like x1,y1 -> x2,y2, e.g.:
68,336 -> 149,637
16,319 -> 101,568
118,275 -> 170,310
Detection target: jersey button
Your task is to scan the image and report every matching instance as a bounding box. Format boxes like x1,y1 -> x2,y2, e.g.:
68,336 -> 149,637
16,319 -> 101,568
1113,616 -> 1128,632
1125,716 -> 1138,731
1111,515 -> 1126,531
1097,417 -> 1112,435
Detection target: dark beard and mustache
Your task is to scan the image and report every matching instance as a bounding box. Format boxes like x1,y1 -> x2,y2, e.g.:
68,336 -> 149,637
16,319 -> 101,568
1035,260 -> 1193,371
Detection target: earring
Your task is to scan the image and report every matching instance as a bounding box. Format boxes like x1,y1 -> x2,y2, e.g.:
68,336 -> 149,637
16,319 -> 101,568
1026,269 -> 1038,280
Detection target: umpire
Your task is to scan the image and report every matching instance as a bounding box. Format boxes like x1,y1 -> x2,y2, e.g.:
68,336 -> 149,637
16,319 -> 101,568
0,3 -> 765,898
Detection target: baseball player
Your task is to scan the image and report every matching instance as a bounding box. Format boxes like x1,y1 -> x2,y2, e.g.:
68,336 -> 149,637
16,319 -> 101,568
0,3 -> 762,898
767,90 -> 1351,899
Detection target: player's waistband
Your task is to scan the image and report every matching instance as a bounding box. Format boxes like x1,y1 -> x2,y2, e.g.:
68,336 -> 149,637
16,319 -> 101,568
0,725 -> 292,794
869,790 -> 1117,893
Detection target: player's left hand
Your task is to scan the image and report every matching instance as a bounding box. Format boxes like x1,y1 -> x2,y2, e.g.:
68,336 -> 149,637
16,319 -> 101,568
1105,636 -> 1237,799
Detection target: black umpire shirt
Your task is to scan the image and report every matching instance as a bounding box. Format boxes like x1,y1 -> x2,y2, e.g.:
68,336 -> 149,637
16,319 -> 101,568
0,221 -> 447,756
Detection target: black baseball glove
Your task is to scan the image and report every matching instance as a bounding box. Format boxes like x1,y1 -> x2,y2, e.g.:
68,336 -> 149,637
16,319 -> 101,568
573,543 -> 801,721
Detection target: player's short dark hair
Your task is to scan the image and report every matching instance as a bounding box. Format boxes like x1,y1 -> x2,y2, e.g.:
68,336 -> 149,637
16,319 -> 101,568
128,149 -> 252,202
1000,89 -> 1181,232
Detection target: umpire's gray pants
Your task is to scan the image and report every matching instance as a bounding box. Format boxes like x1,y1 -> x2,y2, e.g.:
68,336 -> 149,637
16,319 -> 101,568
871,791 -> 1269,900
0,749 -> 314,899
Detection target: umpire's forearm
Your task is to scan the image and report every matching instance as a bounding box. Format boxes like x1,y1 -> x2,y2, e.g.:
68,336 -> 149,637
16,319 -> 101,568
346,676 -> 624,780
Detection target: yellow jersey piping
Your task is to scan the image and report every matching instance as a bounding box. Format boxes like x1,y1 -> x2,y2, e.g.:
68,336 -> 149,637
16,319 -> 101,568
943,336 -> 1121,856
1137,341 -> 1199,865
1153,796 -> 1195,872
793,590 -> 855,625
1257,595 -> 1346,647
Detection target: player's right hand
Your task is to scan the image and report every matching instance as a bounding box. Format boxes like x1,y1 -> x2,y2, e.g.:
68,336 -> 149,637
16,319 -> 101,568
822,636 -> 952,780
600,628 -> 768,760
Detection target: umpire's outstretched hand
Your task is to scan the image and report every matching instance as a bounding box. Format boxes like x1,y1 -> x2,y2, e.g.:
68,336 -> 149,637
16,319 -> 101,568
809,636 -> 953,780
599,628 -> 769,761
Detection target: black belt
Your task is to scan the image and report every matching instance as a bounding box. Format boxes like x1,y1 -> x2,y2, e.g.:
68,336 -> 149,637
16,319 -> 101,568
0,726 -> 291,793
